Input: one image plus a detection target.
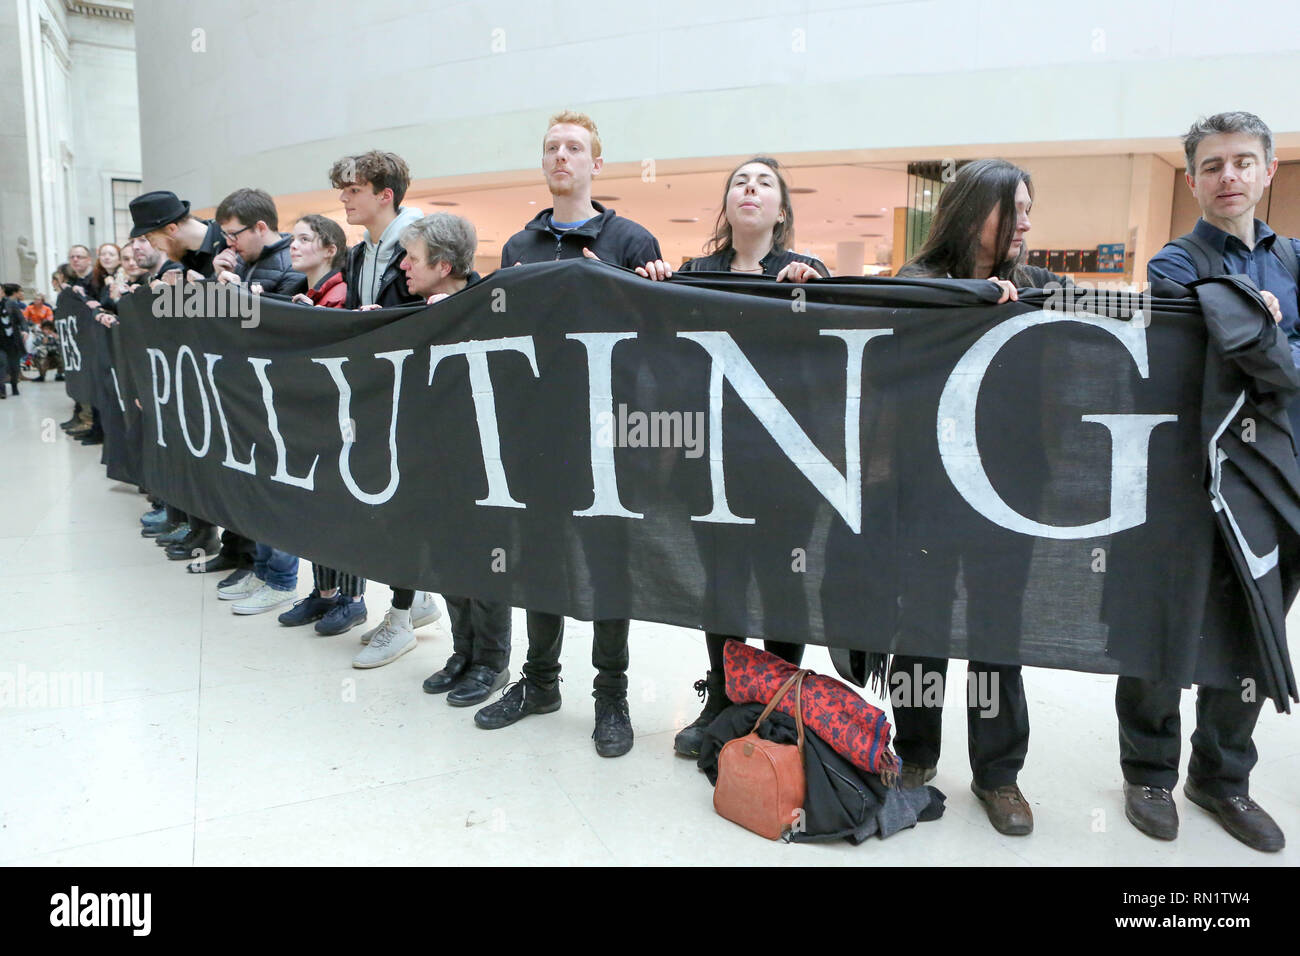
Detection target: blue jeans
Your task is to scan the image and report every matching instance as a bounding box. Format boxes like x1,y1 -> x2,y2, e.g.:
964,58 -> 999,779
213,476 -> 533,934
254,543 -> 298,591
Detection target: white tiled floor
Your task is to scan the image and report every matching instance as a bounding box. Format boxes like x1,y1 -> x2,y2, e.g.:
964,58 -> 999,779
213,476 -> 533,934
1,384 -> 1296,866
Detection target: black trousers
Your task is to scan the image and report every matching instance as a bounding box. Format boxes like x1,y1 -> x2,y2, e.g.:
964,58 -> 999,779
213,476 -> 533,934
1115,677 -> 1263,798
445,596 -> 511,672
524,612 -> 628,699
312,565 -> 365,597
889,655 -> 1029,790
187,518 -> 254,563
4,350 -> 20,393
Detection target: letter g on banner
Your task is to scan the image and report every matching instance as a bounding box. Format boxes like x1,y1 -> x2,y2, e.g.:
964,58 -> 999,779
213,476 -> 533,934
937,310 -> 1177,539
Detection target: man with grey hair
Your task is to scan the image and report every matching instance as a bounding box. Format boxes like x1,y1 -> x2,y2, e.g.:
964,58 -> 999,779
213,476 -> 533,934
352,213 -> 508,699
1117,110 -> 1296,854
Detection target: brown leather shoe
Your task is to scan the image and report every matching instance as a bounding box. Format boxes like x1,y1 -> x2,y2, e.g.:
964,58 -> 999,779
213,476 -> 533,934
900,763 -> 937,789
1184,781 -> 1285,853
971,781 -> 1033,835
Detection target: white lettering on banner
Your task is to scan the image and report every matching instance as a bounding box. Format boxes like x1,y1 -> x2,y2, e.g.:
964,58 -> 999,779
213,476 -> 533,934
313,350 -> 413,506
56,317 -> 83,371
248,358 -> 320,490
174,345 -> 211,457
204,352 -> 257,474
937,309 -> 1177,538
566,331 -> 644,519
677,329 -> 892,533
109,367 -> 125,413
145,347 -> 171,447
428,336 -> 540,509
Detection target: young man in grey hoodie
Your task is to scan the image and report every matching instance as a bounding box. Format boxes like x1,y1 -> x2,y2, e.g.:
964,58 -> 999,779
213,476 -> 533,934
329,149 -> 443,667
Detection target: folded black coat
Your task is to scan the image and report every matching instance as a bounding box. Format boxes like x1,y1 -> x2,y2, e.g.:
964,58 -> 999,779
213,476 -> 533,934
1184,273 -> 1300,711
698,702 -> 944,845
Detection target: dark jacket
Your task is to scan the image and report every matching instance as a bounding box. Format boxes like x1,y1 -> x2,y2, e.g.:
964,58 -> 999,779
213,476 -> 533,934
698,703 -> 945,844
680,246 -> 830,277
0,298 -> 25,355
500,201 -> 661,269
181,219 -> 228,279
342,205 -> 424,310
238,234 -> 306,296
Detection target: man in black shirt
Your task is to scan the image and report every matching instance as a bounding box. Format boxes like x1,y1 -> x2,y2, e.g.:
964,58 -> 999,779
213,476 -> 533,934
475,111 -> 664,758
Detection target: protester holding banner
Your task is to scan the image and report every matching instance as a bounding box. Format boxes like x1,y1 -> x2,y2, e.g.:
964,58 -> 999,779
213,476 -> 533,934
474,110 -> 665,757
1115,112 -> 1294,853
289,215 -> 348,309
204,188 -> 307,615
885,158 -> 1065,836
328,150 -> 444,663
275,213 -> 371,636
129,189 -> 255,574
671,156 -> 829,758
212,188 -> 308,296
386,212 -> 515,705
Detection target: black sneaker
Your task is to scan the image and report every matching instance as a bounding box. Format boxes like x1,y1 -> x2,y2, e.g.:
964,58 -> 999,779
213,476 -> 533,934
672,670 -> 729,757
474,678 -> 561,730
594,697 -> 633,757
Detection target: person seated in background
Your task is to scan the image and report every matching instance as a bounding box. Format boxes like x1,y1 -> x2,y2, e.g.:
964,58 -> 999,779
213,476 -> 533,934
32,320 -> 62,382
23,292 -> 53,327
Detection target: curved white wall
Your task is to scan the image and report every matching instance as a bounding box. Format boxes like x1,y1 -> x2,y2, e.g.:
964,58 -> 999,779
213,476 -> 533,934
135,0 -> 1300,207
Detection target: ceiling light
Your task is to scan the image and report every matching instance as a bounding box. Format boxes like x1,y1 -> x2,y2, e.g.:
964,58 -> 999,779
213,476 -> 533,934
592,195 -> 620,201
854,213 -> 883,219
789,187 -> 816,194
669,217 -> 699,223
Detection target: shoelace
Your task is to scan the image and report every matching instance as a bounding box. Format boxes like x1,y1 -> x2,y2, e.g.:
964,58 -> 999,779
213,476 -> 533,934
692,678 -> 708,701
1224,795 -> 1261,812
1141,786 -> 1173,802
369,613 -> 397,649
994,786 -> 1025,805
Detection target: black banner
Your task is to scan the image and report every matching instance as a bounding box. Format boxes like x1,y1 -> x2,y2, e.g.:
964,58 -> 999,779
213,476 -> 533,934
113,260 -> 1295,697
53,289 -> 93,405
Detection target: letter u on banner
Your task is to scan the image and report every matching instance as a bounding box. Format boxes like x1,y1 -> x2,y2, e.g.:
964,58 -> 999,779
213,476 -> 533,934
313,350 -> 412,505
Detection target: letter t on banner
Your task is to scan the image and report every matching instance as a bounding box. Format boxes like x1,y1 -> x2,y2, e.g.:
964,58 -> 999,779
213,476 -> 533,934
566,331 -> 643,519
428,336 -> 540,508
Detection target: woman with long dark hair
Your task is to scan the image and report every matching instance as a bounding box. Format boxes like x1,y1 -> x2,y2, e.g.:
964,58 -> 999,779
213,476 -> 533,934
672,156 -> 828,758
891,158 -> 1063,836
678,156 -> 828,280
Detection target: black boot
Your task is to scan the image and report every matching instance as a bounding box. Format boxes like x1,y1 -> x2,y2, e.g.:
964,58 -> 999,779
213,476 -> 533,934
672,670 -> 730,758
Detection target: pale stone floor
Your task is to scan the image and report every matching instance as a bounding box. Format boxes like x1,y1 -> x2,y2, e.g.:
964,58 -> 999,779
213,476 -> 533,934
1,383 -> 1296,866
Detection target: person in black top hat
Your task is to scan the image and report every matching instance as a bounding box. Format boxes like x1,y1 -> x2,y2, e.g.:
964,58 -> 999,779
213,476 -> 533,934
128,190 -> 254,577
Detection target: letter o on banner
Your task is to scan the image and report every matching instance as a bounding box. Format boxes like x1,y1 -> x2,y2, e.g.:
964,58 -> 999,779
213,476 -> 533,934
175,345 -> 212,457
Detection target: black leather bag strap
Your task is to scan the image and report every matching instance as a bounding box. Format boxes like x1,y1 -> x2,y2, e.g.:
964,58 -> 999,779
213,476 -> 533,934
1170,233 -> 1223,278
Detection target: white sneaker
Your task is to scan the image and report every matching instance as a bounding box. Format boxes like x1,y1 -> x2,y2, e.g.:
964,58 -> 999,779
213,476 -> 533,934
359,592 -> 442,644
218,573 -> 264,601
232,584 -> 296,615
352,611 -> 417,668
411,591 -> 442,630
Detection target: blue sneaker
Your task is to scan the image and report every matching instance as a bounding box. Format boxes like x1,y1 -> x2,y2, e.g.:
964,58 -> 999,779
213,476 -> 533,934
277,589 -> 335,627
315,596 -> 368,636
140,508 -> 168,526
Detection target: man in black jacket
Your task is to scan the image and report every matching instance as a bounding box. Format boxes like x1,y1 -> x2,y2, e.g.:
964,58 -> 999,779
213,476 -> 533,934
213,188 -> 307,296
474,110 -> 666,758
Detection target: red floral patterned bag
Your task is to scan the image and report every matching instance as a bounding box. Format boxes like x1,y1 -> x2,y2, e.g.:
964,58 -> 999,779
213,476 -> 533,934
723,640 -> 899,783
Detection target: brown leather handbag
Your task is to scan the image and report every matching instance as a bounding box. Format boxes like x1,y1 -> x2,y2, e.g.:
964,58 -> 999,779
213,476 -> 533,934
713,668 -> 809,840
